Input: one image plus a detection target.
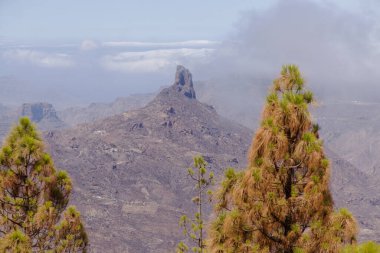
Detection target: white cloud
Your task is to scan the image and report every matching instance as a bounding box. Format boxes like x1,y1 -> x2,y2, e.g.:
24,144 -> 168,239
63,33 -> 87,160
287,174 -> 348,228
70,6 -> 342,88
102,40 -> 220,48
80,40 -> 98,51
102,48 -> 214,73
196,0 -> 380,102
3,49 -> 74,68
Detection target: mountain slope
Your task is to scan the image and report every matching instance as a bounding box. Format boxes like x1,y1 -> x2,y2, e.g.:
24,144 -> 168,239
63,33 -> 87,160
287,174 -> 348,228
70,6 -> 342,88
313,102 -> 380,175
327,148 -> 380,241
45,66 -> 252,252
45,67 -> 378,252
58,94 -> 155,126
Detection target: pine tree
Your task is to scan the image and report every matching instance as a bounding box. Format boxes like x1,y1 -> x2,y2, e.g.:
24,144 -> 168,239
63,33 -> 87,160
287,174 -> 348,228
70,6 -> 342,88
342,241 -> 380,253
177,156 -> 214,253
0,117 -> 88,252
208,65 -> 357,253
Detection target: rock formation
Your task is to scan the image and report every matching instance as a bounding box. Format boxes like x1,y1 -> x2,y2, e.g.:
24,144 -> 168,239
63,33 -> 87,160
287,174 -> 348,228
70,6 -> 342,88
0,103 -> 66,141
21,103 -> 65,130
21,103 -> 57,122
172,65 -> 196,99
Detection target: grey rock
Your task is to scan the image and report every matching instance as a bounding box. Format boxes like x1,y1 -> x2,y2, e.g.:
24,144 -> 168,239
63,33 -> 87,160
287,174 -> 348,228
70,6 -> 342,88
0,103 -> 66,141
172,65 -> 196,99
21,103 -> 57,122
21,103 -> 65,130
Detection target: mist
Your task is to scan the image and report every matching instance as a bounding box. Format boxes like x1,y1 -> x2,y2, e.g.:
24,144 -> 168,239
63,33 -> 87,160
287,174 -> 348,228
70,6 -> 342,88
0,42 -> 214,108
195,0 -> 380,104
1,0 -> 379,112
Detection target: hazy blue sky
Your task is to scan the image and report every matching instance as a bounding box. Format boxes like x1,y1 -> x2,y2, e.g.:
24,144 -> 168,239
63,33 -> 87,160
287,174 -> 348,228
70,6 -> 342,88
0,0 -> 278,43
0,0 -> 379,107
1,0 -> 368,44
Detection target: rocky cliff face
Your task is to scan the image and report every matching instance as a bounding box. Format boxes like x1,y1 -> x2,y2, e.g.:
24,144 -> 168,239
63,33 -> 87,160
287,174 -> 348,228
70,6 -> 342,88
0,103 -> 66,142
21,103 -> 65,130
21,103 -> 57,122
172,65 -> 196,99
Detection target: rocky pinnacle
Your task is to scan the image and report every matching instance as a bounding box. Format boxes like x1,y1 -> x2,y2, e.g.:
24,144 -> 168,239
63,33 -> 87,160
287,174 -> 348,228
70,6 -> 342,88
173,65 -> 196,99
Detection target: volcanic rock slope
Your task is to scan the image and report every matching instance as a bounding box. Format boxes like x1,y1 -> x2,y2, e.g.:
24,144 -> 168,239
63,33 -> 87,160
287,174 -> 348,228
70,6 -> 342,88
45,66 -> 377,252
46,66 -> 252,252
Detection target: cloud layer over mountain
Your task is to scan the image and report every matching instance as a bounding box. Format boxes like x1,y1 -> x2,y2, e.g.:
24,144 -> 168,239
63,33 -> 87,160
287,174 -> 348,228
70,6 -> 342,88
3,49 -> 75,68
196,0 -> 380,102
1,0 -> 379,107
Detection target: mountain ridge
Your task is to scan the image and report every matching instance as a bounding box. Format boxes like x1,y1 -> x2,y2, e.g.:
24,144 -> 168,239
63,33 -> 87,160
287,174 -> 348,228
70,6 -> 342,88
45,66 -> 252,252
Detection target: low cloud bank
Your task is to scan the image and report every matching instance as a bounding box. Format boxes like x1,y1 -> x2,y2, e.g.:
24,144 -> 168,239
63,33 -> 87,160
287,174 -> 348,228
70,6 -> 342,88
197,0 -> 380,102
3,49 -> 75,68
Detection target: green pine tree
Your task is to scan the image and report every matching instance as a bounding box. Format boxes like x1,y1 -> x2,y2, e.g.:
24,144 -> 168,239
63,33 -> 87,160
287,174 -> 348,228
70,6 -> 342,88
0,117 -> 88,252
342,241 -> 380,253
177,156 -> 214,253
208,65 -> 357,253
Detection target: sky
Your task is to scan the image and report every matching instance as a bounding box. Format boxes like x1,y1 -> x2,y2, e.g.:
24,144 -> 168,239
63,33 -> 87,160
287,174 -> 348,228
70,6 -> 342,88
0,0 -> 276,107
0,0 -> 379,108
196,0 -> 380,99
0,0 -> 275,43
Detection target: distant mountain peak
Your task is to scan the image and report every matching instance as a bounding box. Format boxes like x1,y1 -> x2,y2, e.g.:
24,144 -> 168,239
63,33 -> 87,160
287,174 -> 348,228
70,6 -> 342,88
153,65 -> 197,104
45,67 -> 251,252
162,65 -> 196,99
172,65 -> 196,99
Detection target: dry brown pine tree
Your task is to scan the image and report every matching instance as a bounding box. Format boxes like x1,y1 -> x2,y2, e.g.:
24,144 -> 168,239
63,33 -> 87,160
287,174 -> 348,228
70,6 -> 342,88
208,65 -> 357,253
0,117 -> 88,252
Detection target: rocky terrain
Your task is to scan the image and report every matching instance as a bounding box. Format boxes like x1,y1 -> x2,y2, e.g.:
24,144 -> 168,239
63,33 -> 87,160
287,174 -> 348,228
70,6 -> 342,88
43,66 -> 378,252
45,66 -> 252,252
0,102 -> 65,141
58,94 -> 155,126
21,102 -> 66,130
0,92 -> 154,139
326,148 -> 380,241
195,79 -> 265,129
313,102 -> 380,176
314,103 -> 380,240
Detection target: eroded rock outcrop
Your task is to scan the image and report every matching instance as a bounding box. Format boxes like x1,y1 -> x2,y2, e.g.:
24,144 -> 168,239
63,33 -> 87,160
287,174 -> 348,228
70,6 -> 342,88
171,65 -> 196,99
21,103 -> 65,130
